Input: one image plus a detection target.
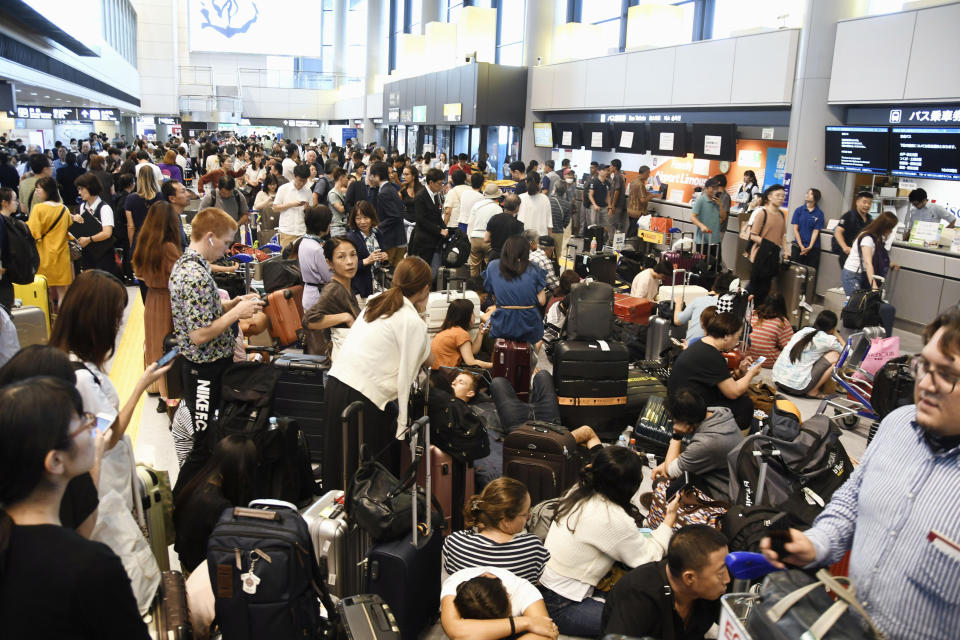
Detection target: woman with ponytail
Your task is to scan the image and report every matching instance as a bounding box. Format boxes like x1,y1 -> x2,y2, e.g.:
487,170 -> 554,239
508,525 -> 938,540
442,477 -> 549,583
540,447 -> 680,637
773,310 -> 843,399
0,377 -> 148,638
323,256 -> 434,490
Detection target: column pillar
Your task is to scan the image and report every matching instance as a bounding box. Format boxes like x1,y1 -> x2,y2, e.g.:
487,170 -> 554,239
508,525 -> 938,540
519,0 -> 560,163
421,0 -> 444,26
332,0 -> 348,86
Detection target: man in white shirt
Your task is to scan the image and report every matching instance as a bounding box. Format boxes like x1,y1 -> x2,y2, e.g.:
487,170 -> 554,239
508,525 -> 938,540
444,168 -> 471,229
281,143 -> 299,182
517,176 -> 553,238
543,159 -> 561,196
459,173 -> 485,235
907,188 -> 955,235
468,183 -> 504,277
273,164 -> 312,248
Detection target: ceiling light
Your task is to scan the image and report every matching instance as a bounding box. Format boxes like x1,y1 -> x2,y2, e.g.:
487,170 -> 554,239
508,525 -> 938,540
29,92 -> 37,96
15,89 -> 21,92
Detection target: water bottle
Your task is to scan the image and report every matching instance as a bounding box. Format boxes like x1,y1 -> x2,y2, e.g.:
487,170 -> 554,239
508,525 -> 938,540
617,434 -> 628,447
629,437 -> 637,452
268,416 -> 278,431
590,236 -> 597,254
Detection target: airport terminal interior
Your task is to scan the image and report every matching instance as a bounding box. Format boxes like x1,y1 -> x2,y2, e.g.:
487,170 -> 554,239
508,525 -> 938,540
1,0 -> 959,639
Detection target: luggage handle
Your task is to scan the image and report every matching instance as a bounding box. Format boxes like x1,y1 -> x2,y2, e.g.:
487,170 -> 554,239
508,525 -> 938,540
341,401 -> 365,489
233,507 -> 281,521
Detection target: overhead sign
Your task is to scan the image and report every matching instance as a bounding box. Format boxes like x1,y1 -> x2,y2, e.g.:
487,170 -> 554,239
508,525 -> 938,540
187,0 -> 323,56
400,109 -> 412,123
412,105 -> 426,123
603,113 -> 683,123
342,127 -> 358,145
157,117 -> 180,125
387,108 -> 399,123
282,119 -> 320,127
846,103 -> 960,126
443,103 -> 462,122
8,105 -> 119,121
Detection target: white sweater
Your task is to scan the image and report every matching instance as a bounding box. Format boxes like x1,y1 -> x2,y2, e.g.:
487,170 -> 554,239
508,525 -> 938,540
329,297 -> 430,438
543,493 -> 672,589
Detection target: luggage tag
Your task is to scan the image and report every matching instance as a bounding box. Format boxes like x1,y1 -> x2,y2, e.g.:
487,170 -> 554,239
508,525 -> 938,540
241,549 -> 272,595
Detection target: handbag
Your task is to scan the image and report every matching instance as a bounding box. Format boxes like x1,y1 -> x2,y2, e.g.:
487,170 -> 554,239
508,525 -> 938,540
68,237 -> 83,261
841,289 -> 882,329
747,381 -> 778,416
646,477 -> 728,530
746,569 -> 886,639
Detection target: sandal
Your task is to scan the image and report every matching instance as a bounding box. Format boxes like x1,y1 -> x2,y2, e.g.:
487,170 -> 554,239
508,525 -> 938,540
805,392 -> 827,400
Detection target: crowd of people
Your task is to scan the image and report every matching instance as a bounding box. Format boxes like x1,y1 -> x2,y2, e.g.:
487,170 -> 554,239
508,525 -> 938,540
0,127 -> 956,640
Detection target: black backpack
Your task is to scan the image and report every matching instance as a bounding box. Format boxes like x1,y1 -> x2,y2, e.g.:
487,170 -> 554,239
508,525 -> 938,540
427,384 -> 490,464
214,362 -> 281,442
207,501 -> 338,640
1,214 -> 40,284
871,355 -> 914,420
721,505 -> 803,552
841,289 -> 882,329
441,229 -> 471,268
566,280 -> 614,341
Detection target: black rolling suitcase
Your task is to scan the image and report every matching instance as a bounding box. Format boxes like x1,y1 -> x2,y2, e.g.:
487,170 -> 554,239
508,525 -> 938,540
338,594 -> 401,639
273,354 -> 330,464
553,340 -> 629,436
632,395 -> 674,461
365,416 -> 442,640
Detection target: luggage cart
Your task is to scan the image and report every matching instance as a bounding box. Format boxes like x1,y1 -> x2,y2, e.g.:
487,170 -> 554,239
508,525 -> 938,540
719,592 -> 761,639
820,331 -> 880,430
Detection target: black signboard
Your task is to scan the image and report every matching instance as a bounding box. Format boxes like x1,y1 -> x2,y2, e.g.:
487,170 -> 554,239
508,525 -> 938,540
692,123 -> 738,161
824,126 -> 889,175
890,128 -> 960,181
649,122 -> 687,157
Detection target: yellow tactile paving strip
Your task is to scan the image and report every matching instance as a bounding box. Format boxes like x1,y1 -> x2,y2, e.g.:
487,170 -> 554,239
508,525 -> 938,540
109,294 -> 146,445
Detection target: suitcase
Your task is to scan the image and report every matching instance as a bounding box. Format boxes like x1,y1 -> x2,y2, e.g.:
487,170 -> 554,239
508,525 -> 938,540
553,340 -> 629,434
663,249 -> 703,271
566,280 -> 615,341
565,235 -> 587,265
265,285 -> 304,347
627,368 -> 667,412
573,250 -> 617,285
426,285 -> 482,336
13,274 -> 50,334
633,396 -> 674,460
366,418 -> 443,640
401,445 -> 476,535
146,570 -> 193,640
614,294 -> 654,324
302,399 -> 372,598
338,594 -> 402,639
775,262 -> 816,330
273,354 -> 329,464
502,422 -> 581,506
492,338 -> 532,401
436,264 -> 471,291
11,304 -> 47,346
137,464 -> 174,571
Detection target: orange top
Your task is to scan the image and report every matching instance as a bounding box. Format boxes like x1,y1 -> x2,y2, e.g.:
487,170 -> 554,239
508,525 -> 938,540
430,326 -> 471,369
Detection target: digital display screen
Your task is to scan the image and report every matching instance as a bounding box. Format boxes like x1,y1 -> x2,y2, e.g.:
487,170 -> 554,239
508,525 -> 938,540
692,123 -> 738,161
649,122 -> 687,157
533,122 -> 554,148
188,0 -> 324,56
890,128 -> 960,181
824,126 -> 889,175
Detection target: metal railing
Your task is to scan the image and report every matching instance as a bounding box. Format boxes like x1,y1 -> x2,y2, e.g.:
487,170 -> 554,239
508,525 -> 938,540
178,95 -> 243,114
237,68 -> 362,90
179,65 -> 215,86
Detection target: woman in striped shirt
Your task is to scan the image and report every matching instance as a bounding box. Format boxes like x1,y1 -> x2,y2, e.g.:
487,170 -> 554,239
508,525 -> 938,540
442,477 -> 550,584
746,293 -> 794,368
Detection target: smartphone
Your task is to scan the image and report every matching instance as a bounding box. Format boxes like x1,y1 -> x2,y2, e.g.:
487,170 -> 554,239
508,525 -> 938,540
665,471 -> 691,502
766,513 -> 793,557
752,356 -> 766,368
670,337 -> 683,347
95,410 -> 118,434
156,347 -> 179,367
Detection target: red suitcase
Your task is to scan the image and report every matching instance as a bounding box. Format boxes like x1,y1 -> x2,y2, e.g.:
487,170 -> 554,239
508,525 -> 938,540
401,445 -> 476,534
614,294 -> 654,324
266,285 -> 304,347
492,338 -> 531,401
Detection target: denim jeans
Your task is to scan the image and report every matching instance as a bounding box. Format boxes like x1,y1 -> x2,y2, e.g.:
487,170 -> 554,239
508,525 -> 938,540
841,269 -> 862,296
489,370 -> 561,432
540,586 -> 605,638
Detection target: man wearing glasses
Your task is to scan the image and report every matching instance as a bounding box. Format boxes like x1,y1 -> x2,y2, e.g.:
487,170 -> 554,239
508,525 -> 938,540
761,309 -> 960,640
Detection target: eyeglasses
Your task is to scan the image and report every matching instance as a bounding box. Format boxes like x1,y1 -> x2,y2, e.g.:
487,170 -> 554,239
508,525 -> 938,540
910,355 -> 960,394
67,412 -> 97,439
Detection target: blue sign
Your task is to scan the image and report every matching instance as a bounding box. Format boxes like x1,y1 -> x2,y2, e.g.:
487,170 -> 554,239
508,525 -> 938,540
342,127 -> 358,146
782,171 -> 792,205
199,0 -> 259,38
763,147 -> 787,189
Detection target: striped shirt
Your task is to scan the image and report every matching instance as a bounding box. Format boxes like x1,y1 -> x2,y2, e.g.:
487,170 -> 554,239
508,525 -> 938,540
805,405 -> 960,640
442,530 -> 550,584
745,313 -> 794,368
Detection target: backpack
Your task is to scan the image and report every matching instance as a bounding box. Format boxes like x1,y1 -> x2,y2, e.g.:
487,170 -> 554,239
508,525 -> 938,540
526,497 -> 559,542
871,355 -> 914,419
441,229 -> 471,268
841,289 -> 882,329
721,505 -> 800,552
207,500 -> 338,640
313,175 -> 331,203
427,391 -> 490,464
1,214 -> 40,284
214,362 -> 281,443
565,280 -> 614,341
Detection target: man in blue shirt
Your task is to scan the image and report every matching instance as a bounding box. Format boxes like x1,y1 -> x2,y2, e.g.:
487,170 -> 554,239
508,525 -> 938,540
791,187 -> 825,273
762,308 -> 960,640
691,177 -> 724,260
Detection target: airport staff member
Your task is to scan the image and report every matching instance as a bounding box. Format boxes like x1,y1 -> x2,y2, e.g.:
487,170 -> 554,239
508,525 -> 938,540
906,188 -> 955,236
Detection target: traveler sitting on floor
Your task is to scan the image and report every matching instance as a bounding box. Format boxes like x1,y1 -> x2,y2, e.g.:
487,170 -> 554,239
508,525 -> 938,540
540,447 -> 680,638
431,299 -> 494,370
485,235 -> 546,345
303,237 -> 360,359
602,525 -> 730,639
322,256 -> 433,490
673,271 -> 736,344
0,377 -> 149,639
772,310 -> 843,399
651,388 -> 743,501
173,434 -> 257,573
545,269 -> 580,313
745,293 -> 794,368
668,311 -> 762,430
442,477 -> 551,583
630,259 -> 674,300
441,567 -> 558,640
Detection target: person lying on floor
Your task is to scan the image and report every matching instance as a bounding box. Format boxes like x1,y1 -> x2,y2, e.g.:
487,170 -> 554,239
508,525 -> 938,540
440,567 -> 559,640
650,388 -> 743,501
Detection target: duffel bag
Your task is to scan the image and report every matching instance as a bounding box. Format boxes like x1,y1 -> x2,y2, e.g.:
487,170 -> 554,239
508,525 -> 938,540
746,569 -> 885,639
841,289 -> 882,329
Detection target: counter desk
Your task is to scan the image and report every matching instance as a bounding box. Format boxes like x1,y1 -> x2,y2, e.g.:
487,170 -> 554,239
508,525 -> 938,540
648,199 -> 956,329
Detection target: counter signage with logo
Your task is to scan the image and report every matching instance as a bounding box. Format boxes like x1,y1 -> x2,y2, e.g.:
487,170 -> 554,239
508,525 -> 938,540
10,106 -> 122,122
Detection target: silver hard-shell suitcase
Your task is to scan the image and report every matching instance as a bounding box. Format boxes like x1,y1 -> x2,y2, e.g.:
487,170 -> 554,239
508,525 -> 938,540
11,305 -> 47,346
776,262 -> 816,330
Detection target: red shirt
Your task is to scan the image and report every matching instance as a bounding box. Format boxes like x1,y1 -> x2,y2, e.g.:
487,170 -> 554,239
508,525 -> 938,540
449,162 -> 470,176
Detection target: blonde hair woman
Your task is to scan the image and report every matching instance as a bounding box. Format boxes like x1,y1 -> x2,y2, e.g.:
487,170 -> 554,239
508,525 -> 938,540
123,165 -> 161,252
